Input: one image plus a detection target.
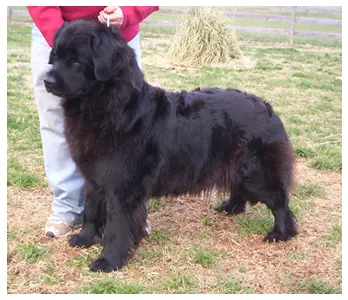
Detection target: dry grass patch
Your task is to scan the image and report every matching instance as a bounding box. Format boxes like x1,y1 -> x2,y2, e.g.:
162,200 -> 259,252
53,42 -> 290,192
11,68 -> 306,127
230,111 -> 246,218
167,7 -> 242,67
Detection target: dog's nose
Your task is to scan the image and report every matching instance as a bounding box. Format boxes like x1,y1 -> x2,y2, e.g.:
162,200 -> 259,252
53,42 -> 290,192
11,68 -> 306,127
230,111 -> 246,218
43,74 -> 56,88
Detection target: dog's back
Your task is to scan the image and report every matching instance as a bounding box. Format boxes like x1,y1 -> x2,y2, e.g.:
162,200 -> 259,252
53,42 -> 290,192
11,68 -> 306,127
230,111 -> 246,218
151,88 -> 293,200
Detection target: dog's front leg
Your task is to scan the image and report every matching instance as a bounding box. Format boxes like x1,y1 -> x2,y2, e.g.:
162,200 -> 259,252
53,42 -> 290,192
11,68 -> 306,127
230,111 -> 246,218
89,191 -> 148,272
68,180 -> 105,248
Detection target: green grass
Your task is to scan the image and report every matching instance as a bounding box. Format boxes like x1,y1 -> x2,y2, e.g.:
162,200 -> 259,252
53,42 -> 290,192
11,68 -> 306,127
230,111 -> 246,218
7,157 -> 42,188
163,274 -> 196,293
289,182 -> 325,217
310,147 -> 342,170
218,274 -> 252,294
233,182 -> 318,234
255,63 -> 283,71
202,216 -> 214,227
292,182 -> 325,199
17,244 -> 49,263
42,274 -> 60,285
7,23 -> 32,47
235,206 -> 274,236
323,224 -> 342,248
147,228 -> 171,245
193,247 -> 219,267
65,251 -> 99,269
148,198 -> 167,212
7,156 -> 44,188
78,279 -> 142,294
137,249 -> 163,261
7,226 -> 20,240
7,23 -> 48,189
296,278 -> 341,294
284,251 -> 308,262
7,172 -> 41,188
295,147 -> 315,158
239,32 -> 341,47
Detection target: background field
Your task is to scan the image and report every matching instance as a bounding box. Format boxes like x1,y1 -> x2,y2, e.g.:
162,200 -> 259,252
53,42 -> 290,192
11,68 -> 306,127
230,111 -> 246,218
7,6 -> 342,294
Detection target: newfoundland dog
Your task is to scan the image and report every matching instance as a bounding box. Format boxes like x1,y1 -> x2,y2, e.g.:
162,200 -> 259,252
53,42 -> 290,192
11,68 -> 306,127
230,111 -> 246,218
44,19 -> 297,272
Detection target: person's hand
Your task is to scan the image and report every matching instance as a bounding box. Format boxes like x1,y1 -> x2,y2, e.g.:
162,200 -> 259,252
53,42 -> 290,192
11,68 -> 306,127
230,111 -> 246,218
98,6 -> 124,28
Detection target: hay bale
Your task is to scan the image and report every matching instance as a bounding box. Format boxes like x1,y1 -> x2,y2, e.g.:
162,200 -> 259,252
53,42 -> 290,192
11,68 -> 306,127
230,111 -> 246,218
167,7 -> 242,67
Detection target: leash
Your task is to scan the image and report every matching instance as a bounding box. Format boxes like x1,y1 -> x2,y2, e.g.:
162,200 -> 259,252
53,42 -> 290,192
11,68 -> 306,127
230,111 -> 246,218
106,14 -> 110,27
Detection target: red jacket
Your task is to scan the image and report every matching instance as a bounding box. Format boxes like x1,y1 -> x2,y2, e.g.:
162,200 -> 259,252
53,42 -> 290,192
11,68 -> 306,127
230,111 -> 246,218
27,6 -> 159,47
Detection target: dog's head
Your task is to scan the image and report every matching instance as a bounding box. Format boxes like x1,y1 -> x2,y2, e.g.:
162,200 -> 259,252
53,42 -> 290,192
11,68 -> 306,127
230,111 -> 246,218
44,19 -> 136,97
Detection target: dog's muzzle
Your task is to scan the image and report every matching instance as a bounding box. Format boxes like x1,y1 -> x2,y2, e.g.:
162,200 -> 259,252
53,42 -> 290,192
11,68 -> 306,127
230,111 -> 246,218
43,74 -> 56,90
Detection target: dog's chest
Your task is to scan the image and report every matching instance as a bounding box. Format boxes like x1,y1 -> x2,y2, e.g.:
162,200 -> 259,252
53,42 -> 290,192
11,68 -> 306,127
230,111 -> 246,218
63,113 -> 107,164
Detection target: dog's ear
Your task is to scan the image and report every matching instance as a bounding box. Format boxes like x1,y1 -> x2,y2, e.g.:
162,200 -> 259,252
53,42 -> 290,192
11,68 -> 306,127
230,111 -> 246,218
48,24 -> 65,64
48,50 -> 55,65
89,28 -> 132,81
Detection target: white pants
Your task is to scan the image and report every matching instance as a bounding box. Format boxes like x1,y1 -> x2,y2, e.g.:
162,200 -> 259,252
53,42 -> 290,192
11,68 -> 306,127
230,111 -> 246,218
30,24 -> 142,224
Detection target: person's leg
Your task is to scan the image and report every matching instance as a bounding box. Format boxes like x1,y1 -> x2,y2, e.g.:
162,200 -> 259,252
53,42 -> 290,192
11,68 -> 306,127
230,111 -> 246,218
126,32 -> 151,235
127,33 -> 142,69
31,24 -> 84,237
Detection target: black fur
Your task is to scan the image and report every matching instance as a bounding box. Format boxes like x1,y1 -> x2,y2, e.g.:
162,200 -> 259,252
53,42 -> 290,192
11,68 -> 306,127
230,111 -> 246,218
44,20 -> 298,272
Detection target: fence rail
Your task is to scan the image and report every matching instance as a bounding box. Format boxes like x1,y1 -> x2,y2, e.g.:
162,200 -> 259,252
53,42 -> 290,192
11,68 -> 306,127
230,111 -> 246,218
159,8 -> 342,25
7,6 -> 342,45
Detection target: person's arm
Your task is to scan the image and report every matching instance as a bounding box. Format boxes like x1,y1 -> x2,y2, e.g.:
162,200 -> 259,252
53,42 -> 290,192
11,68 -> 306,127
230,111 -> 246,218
27,6 -> 64,47
119,6 -> 159,28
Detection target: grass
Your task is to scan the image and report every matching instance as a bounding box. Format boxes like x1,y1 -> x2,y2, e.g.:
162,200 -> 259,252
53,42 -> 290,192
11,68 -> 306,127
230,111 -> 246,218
235,206 -> 274,236
227,181 -> 325,237
193,247 -> 220,267
42,274 -> 60,286
137,249 -> 163,261
78,279 -> 142,294
202,216 -> 214,227
323,224 -> 342,248
16,244 -> 49,263
7,14 -> 342,294
147,228 -> 171,245
218,274 -> 252,294
163,274 -> 196,293
292,182 -> 325,199
289,278 -> 341,294
148,198 -> 167,212
7,226 -> 20,240
284,251 -> 308,262
65,252 -> 99,269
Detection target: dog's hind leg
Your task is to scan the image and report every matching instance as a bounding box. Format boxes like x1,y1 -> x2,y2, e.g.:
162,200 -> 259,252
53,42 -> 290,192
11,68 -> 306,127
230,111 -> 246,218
215,189 -> 246,215
241,139 -> 298,242
215,160 -> 246,215
263,198 -> 297,242
68,181 -> 105,248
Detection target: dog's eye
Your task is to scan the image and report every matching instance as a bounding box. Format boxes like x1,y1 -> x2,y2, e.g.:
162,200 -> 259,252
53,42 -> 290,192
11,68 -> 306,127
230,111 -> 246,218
73,61 -> 86,72
49,52 -> 58,64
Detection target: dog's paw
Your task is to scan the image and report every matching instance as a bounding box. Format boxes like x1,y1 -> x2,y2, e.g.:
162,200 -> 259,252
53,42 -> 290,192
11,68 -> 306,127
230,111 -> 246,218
89,257 -> 126,273
68,234 -> 95,248
263,231 -> 288,243
214,201 -> 246,215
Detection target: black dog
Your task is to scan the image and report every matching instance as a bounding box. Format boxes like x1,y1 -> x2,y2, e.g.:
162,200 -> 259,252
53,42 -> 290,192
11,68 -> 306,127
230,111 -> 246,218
44,19 -> 297,272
